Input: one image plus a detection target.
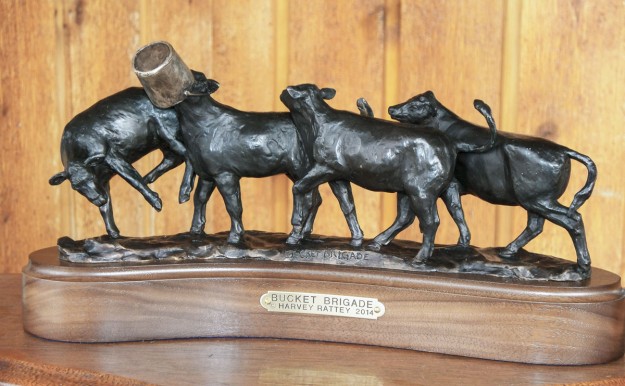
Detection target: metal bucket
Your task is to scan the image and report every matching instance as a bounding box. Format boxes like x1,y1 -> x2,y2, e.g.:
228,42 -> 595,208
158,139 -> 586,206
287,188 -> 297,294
133,41 -> 194,108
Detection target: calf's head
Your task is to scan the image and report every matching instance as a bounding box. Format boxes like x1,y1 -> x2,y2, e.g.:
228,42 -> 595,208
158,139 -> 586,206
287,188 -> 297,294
49,155 -> 108,207
280,84 -> 336,113
188,70 -> 220,95
388,90 -> 439,124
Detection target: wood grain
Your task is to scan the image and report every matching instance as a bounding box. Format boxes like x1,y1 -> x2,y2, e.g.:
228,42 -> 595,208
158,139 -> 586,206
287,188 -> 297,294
22,248 -> 625,365
0,357 -> 152,386
210,0 -> 283,236
3,273 -> 625,384
397,0 -> 505,247
0,1 -> 67,273
512,0 -> 625,276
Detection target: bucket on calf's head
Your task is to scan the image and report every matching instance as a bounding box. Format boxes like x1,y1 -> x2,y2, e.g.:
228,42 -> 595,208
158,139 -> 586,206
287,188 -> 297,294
133,41 -> 195,108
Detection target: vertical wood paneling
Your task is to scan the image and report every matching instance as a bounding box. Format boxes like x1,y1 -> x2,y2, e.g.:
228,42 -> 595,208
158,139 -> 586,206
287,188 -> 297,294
210,0 -> 282,235
0,1 -> 65,273
62,0 -> 147,239
287,0 -> 386,239
495,0 -> 522,249
515,0 -> 625,275
381,0 -> 401,229
273,0 -> 291,232
397,0 -> 505,247
146,0 -> 214,236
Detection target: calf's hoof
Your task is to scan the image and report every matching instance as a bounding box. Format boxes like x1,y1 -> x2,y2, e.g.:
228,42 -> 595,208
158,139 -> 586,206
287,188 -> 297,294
410,256 -> 428,266
457,237 -> 471,248
106,229 -> 121,239
286,233 -> 303,245
227,233 -> 243,244
366,241 -> 382,252
228,236 -> 241,244
367,241 -> 382,252
498,248 -> 520,260
577,262 -> 591,278
349,238 -> 363,247
148,194 -> 162,211
411,249 -> 431,265
179,192 -> 191,204
189,226 -> 204,235
178,182 -> 193,204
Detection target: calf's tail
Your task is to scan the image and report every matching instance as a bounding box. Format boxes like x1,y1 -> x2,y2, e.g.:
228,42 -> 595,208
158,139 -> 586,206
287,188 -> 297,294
357,98 -> 374,118
454,99 -> 498,153
566,149 -> 597,214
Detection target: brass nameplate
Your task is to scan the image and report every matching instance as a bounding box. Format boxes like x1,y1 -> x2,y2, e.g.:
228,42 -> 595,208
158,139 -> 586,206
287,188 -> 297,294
260,291 -> 385,320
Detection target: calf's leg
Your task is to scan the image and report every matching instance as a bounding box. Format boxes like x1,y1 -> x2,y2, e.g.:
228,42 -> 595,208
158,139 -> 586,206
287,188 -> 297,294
105,154 -> 162,211
369,193 -> 415,250
372,181 -> 469,250
143,149 -> 182,184
523,200 -> 591,273
301,188 -> 322,238
190,178 -> 216,234
288,164 -> 337,244
288,189 -> 313,244
214,173 -> 245,244
328,180 -> 364,246
151,118 -> 196,203
441,181 -> 471,247
409,193 -> 440,264
98,183 -> 120,238
499,212 -> 545,259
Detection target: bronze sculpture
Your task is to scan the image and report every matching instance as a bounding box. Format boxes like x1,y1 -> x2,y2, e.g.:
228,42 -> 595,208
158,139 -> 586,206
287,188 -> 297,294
173,74 -> 364,245
280,84 -> 497,262
48,87 -> 196,238
48,40 -> 598,279
387,91 -> 596,274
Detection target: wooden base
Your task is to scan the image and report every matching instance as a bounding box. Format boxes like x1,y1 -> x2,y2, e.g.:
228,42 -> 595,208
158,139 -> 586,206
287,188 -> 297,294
23,247 -> 625,365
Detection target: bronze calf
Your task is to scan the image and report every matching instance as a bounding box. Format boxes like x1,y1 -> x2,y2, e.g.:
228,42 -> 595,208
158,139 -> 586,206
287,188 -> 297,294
388,91 -> 596,273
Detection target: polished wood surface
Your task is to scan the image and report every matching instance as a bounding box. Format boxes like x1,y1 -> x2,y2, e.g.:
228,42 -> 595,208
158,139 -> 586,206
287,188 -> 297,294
22,248 -> 625,365
0,357 -> 151,386
1,1 -> 624,278
2,274 -> 625,384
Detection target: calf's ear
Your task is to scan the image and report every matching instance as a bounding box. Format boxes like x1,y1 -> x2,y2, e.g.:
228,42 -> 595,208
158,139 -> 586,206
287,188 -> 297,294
286,86 -> 302,99
207,79 -> 220,93
191,70 -> 207,81
320,88 -> 336,100
49,171 -> 68,185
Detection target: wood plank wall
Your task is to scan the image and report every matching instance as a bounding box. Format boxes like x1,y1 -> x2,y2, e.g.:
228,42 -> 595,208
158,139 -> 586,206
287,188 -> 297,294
1,0 -> 624,276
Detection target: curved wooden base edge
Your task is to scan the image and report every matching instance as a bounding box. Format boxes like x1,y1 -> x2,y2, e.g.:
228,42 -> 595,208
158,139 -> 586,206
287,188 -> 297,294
22,247 -> 625,365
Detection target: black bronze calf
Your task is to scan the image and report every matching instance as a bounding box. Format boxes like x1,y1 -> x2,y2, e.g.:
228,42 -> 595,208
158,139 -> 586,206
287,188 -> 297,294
49,87 -> 197,238
281,84 -> 496,262
388,91 -> 596,273
175,76 -> 364,245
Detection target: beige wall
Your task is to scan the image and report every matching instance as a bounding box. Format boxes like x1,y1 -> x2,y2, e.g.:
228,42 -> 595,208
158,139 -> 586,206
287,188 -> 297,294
1,0 -> 624,276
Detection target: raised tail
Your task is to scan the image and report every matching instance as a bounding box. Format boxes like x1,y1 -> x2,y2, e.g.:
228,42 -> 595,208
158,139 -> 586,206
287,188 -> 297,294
454,99 -> 498,153
357,98 -> 374,118
566,150 -> 597,214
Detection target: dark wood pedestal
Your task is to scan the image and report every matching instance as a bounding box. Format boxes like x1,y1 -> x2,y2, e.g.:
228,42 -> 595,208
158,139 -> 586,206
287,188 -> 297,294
22,247 -> 625,366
